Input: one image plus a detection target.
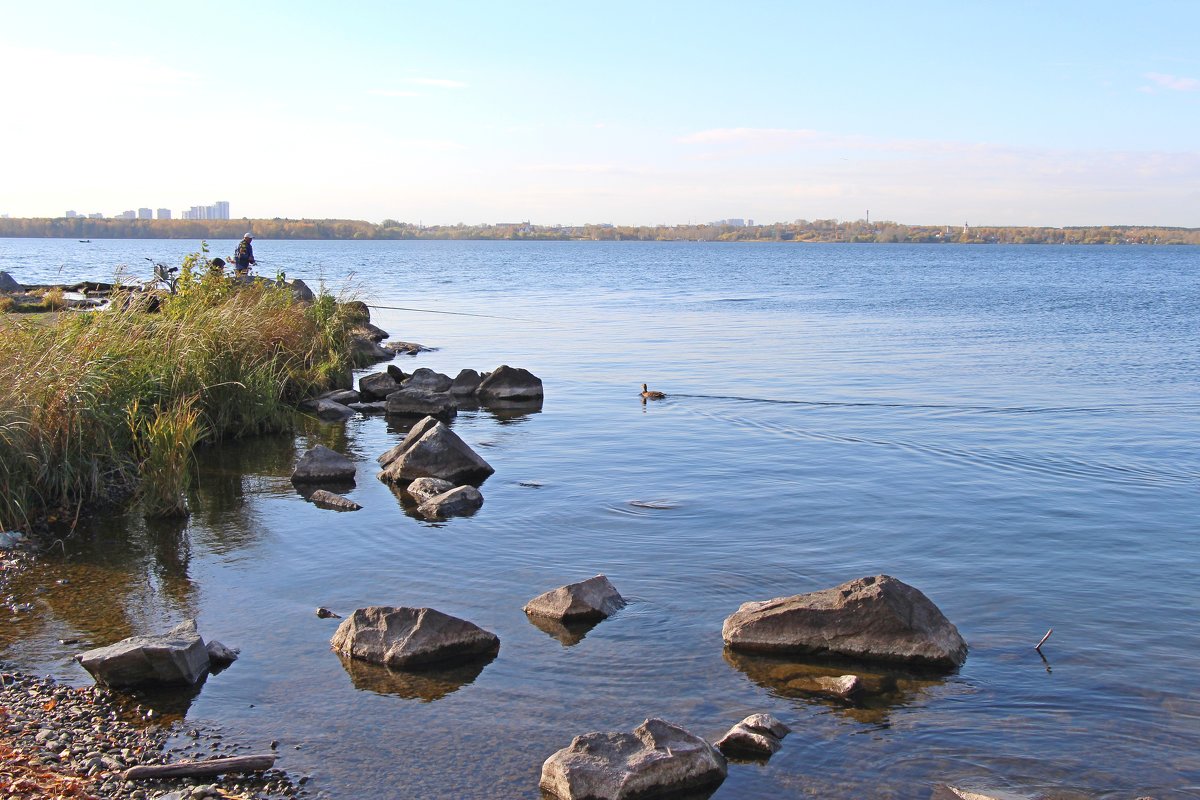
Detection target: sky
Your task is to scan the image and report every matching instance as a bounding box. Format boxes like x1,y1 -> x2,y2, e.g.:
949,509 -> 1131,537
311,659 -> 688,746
1,1 -> 1198,227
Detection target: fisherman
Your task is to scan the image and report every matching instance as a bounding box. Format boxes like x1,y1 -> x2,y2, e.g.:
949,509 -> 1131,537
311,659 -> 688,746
234,233 -> 256,274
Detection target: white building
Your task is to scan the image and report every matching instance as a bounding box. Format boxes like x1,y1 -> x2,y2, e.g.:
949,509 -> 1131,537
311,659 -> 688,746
157,208 -> 171,220
137,208 -> 153,220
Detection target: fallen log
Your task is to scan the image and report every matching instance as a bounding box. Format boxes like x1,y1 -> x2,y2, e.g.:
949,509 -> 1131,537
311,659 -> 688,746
123,753 -> 277,780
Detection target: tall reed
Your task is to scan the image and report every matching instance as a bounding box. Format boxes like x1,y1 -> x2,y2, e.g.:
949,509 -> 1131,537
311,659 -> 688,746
127,397 -> 203,517
0,259 -> 357,530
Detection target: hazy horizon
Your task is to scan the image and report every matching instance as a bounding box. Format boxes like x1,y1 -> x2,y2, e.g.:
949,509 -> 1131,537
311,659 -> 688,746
2,1 -> 1197,227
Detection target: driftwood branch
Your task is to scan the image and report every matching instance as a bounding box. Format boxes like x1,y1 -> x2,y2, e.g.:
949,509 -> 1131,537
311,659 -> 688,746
1035,628 -> 1053,651
123,754 -> 276,781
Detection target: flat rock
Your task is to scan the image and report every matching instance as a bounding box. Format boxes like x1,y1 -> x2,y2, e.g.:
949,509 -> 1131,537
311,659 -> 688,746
476,364 -> 543,402
326,389 -> 361,404
417,485 -> 484,519
385,387 -> 457,419
354,322 -> 390,342
377,418 -> 494,484
292,445 -> 356,483
347,401 -> 388,414
714,724 -> 780,758
359,371 -> 401,401
406,477 -> 456,504
385,341 -> 434,355
524,575 -> 626,622
930,787 -> 1037,800
722,575 -> 968,670
330,606 -> 500,669
75,619 -> 210,687
309,489 -> 362,511
540,718 -> 727,800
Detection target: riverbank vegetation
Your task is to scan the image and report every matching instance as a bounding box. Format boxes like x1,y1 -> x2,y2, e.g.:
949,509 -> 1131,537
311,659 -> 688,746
2,216 -> 1198,244
0,257 -> 359,528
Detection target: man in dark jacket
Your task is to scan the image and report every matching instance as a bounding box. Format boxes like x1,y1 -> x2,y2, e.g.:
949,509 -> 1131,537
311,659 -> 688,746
234,233 -> 256,273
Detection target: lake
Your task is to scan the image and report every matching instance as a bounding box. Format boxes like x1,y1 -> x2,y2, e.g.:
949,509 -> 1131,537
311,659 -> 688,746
1,238 -> 1197,799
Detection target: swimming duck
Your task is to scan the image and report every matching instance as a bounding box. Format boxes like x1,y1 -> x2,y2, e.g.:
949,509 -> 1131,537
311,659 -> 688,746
641,383 -> 666,400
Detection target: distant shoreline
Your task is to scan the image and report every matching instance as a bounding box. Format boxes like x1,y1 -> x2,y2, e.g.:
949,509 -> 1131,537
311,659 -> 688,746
1,217 -> 1198,245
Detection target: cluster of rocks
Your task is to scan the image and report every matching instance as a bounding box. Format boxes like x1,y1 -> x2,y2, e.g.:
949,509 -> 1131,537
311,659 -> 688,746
303,363 -> 544,422
0,670 -> 304,799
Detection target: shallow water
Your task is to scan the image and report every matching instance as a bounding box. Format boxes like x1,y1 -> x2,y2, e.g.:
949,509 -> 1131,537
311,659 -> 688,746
2,240 -> 1198,798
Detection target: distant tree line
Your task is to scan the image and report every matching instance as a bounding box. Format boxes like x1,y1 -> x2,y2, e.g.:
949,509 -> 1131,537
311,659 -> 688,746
1,216 -> 1197,245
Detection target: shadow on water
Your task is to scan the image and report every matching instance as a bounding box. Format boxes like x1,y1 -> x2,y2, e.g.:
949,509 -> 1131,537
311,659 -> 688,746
723,649 -> 952,725
335,652 -> 495,702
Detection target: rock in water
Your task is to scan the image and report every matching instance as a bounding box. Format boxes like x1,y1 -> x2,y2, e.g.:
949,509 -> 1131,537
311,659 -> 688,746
416,485 -> 483,519
291,445 -> 356,483
75,619 -> 210,687
402,368 -> 454,393
406,477 -> 456,504
476,365 -> 543,402
384,387 -> 457,420
308,489 -> 362,511
449,369 -> 483,396
330,606 -> 500,669
377,418 -> 494,484
524,575 -> 626,622
540,718 -> 727,800
721,575 -> 968,669
714,713 -> 790,759
358,371 -> 401,401
313,399 -> 354,420
206,640 -> 240,667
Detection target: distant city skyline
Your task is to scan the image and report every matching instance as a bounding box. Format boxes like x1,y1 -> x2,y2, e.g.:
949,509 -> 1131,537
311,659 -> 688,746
63,201 -> 230,221
2,2 -> 1198,227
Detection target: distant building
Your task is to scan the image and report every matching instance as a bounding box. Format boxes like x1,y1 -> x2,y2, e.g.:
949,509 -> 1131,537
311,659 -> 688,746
65,210 -> 79,218
183,201 -> 231,220
118,210 -> 136,220
88,213 -> 103,219
137,208 -> 153,220
157,208 -> 172,220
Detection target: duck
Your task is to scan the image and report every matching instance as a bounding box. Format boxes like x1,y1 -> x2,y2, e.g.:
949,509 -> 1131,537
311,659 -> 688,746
640,383 -> 666,400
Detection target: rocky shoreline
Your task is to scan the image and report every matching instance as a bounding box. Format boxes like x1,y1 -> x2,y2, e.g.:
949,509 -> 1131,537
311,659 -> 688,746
0,668 -> 308,800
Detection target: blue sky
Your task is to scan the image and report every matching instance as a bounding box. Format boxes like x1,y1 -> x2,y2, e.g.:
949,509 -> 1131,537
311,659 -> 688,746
2,1 -> 1198,226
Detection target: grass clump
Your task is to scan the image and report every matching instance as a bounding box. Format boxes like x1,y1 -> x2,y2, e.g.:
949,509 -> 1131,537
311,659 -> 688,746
0,254 -> 359,529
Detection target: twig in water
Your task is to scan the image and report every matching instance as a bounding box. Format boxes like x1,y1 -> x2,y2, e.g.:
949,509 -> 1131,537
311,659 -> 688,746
1035,628 -> 1053,651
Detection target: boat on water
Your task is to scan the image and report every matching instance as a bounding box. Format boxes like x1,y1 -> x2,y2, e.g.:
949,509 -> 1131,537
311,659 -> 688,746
78,239 -> 91,243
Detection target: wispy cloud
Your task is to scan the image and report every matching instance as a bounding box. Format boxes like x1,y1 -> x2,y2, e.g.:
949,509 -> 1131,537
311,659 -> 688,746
407,78 -> 468,89
678,127 -> 821,145
1141,72 -> 1200,92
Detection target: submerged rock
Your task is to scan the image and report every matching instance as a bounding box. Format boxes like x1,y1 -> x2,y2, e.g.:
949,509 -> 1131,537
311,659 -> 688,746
722,575 -> 968,670
417,485 -> 484,519
714,713 -> 790,759
406,477 -> 456,504
330,606 -> 500,669
291,445 -> 356,483
76,619 -> 210,687
540,718 -> 727,800
524,575 -> 626,623
308,489 -> 362,511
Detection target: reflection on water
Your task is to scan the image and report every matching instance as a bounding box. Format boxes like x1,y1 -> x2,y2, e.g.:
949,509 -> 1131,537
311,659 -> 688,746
524,614 -> 600,647
336,652 -> 495,702
724,650 -> 950,725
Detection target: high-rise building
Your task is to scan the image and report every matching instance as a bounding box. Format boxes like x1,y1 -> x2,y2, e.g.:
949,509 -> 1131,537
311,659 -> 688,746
213,201 -> 230,220
118,210 -> 136,220
138,208 -> 153,220
157,208 -> 172,220
183,201 -> 231,220
88,213 -> 103,219
65,210 -> 79,218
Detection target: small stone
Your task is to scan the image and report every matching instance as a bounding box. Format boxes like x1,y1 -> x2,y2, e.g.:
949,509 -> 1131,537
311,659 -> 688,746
316,607 -> 341,619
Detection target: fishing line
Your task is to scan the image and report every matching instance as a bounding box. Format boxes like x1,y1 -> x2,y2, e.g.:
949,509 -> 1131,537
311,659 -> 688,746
363,303 -> 535,322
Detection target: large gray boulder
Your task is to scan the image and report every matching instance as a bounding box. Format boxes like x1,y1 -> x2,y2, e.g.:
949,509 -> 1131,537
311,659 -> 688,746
385,387 -> 457,420
359,371 -> 401,401
417,485 -> 484,519
540,718 -> 727,800
291,445 -> 356,483
75,619 -> 210,687
288,278 -> 314,303
722,575 -> 968,670
378,417 -> 441,467
330,606 -> 500,669
0,271 -> 24,293
313,398 -> 354,420
377,418 -> 494,484
402,367 -> 454,393
476,365 -> 543,402
524,575 -> 626,622
352,337 -> 394,363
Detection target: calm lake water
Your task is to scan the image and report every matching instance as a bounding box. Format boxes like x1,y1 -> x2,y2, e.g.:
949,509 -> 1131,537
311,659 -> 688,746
2,238 -> 1198,799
